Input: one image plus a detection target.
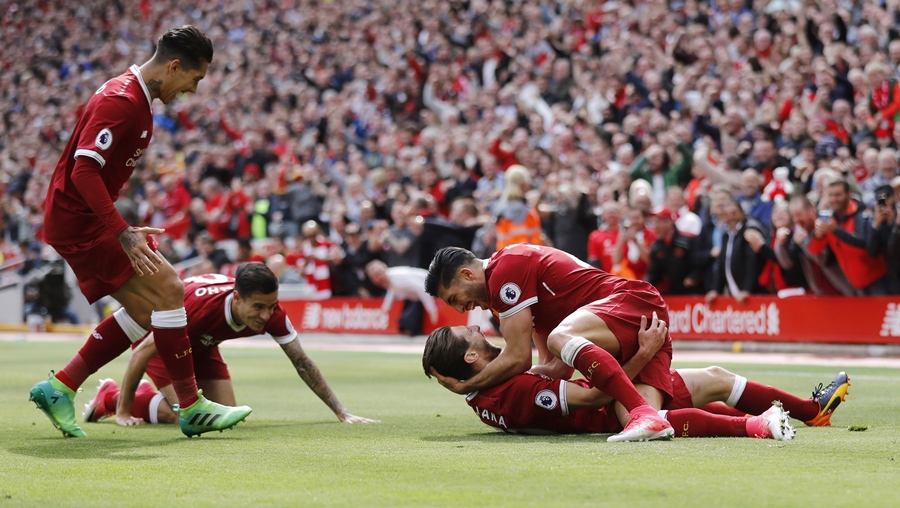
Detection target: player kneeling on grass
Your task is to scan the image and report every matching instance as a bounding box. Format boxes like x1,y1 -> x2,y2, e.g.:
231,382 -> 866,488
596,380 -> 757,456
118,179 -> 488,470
82,263 -> 377,430
423,316 -> 849,439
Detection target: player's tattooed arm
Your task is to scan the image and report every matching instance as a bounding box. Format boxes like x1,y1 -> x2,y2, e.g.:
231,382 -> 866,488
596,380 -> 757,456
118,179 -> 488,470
280,339 -> 379,423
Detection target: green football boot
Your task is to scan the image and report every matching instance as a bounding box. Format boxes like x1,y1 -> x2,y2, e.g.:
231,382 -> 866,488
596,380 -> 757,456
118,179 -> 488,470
179,390 -> 252,438
29,371 -> 87,438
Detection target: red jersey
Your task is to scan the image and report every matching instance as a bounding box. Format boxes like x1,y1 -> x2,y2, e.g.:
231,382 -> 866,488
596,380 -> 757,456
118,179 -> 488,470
182,274 -> 297,349
467,369 -> 691,434
466,372 -> 617,434
302,236 -> 334,297
160,180 -> 192,217
484,244 -> 661,337
586,227 -> 620,272
44,65 -> 154,245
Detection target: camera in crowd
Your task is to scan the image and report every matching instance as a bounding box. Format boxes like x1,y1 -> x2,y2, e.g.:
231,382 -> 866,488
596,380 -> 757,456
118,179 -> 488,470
875,185 -> 892,207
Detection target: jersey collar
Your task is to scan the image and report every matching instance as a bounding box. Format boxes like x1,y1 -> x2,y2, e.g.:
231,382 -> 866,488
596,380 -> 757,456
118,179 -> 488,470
224,293 -> 246,332
129,64 -> 153,110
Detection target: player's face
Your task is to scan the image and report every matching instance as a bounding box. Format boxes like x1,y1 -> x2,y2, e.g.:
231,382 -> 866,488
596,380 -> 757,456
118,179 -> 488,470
233,291 -> 279,332
161,60 -> 209,104
438,276 -> 488,314
451,325 -> 489,349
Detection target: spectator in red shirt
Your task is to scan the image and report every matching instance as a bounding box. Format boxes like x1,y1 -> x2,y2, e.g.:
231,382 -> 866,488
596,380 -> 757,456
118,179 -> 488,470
809,180 -> 889,294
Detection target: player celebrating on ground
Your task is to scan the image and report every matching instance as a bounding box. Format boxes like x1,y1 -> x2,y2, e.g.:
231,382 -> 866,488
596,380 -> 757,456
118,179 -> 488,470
81,263 -> 378,429
29,26 -> 251,438
425,244 -> 674,442
423,322 -> 850,437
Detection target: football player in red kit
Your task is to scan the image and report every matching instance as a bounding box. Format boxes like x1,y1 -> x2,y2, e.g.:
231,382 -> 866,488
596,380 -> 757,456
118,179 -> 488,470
426,244 -> 677,442
423,322 -> 850,438
29,26 -> 251,438
82,263 -> 377,427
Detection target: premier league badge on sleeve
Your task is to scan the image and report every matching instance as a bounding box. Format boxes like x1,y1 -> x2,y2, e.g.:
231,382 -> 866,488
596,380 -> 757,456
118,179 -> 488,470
535,389 -> 558,410
499,282 -> 521,305
95,128 -> 113,150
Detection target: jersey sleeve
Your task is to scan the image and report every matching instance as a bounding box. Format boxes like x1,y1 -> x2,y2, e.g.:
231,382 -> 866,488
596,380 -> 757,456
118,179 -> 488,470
75,92 -> 137,168
486,248 -> 539,319
466,372 -> 568,432
266,303 -> 298,344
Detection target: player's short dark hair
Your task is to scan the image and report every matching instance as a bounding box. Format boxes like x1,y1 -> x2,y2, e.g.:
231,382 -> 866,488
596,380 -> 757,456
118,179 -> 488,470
154,25 -> 213,70
424,247 -> 476,297
234,262 -> 278,297
422,326 -> 474,380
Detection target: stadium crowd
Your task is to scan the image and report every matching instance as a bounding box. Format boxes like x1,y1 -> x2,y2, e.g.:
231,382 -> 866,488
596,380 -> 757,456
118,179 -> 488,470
3,0 -> 900,325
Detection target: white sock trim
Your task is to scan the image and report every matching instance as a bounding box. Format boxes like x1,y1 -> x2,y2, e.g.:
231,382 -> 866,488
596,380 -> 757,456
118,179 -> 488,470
113,308 -> 149,343
151,308 -> 187,329
658,409 -> 668,419
560,337 -> 592,368
726,375 -> 748,407
148,393 -> 166,424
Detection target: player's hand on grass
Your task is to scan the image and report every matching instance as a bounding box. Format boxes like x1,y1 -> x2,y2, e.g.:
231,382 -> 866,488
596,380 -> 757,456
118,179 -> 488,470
339,412 -> 380,424
430,368 -> 468,394
115,411 -> 145,427
637,312 -> 667,356
118,226 -> 166,276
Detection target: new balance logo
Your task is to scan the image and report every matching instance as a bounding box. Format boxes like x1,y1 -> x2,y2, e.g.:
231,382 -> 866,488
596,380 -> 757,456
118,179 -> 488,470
881,303 -> 900,337
141,130 -> 148,138
92,331 -> 103,340
187,412 -> 223,427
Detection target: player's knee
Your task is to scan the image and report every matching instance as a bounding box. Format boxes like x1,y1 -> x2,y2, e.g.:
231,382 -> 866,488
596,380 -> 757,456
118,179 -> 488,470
704,365 -> 733,382
546,328 -> 573,356
157,275 -> 185,307
704,366 -> 735,397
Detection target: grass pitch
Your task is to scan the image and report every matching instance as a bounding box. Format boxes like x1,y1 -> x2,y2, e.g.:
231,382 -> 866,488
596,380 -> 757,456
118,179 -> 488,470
1,341 -> 898,507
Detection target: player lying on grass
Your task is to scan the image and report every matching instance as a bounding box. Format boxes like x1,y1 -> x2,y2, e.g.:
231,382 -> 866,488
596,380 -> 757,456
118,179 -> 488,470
82,262 -> 377,428
423,317 -> 850,439
426,245 -> 676,442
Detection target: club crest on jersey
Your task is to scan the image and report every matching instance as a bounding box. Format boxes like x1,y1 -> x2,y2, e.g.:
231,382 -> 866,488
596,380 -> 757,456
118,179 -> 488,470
535,389 -> 558,410
499,282 -> 521,305
95,128 -> 113,150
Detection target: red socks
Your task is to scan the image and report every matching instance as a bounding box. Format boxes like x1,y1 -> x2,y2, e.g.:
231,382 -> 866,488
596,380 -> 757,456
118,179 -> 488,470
699,403 -> 749,417
736,381 -> 818,421
130,388 -> 158,422
666,408 -> 748,438
572,343 -> 648,412
151,308 -> 198,408
55,317 -> 133,391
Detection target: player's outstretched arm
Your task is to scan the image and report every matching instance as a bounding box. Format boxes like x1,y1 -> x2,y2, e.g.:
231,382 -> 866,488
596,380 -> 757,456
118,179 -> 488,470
432,308 -> 535,394
565,381 -> 615,410
279,340 -> 379,424
116,334 -> 158,426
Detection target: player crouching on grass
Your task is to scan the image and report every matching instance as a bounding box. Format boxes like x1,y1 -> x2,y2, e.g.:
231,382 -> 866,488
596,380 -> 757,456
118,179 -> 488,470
423,317 -> 850,439
82,263 -> 378,431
